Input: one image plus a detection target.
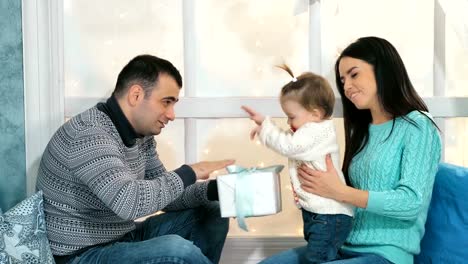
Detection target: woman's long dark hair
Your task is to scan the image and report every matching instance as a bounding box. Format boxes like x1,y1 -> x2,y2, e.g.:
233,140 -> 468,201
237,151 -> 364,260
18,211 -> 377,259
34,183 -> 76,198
335,36 -> 437,186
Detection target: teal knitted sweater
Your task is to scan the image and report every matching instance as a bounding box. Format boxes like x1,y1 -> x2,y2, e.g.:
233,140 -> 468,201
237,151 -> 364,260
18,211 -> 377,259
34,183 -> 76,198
341,111 -> 441,264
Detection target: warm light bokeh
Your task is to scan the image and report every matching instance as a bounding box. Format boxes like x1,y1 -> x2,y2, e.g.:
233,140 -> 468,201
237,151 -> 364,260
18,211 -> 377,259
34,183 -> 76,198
63,0 -> 468,238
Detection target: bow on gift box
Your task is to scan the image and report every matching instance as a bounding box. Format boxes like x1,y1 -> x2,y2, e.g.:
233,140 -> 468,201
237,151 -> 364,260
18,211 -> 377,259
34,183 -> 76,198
225,165 -> 284,231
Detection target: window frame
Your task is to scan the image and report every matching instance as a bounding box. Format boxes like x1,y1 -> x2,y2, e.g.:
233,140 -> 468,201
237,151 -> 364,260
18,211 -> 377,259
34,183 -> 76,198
23,0 -> 468,193
22,2 -> 468,261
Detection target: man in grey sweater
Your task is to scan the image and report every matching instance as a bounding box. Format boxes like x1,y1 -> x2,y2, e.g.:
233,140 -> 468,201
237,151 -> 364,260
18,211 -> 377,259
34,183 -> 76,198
36,55 -> 234,264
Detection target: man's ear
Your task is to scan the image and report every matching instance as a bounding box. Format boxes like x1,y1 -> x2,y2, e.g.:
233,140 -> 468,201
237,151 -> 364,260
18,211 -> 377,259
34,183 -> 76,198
127,84 -> 144,107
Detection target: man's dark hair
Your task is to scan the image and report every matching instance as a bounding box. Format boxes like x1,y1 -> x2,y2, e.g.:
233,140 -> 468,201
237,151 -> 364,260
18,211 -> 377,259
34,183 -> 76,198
113,55 -> 182,98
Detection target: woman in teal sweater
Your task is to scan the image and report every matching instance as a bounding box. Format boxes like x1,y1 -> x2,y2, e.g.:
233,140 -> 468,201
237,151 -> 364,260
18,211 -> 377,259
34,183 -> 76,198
261,37 -> 441,264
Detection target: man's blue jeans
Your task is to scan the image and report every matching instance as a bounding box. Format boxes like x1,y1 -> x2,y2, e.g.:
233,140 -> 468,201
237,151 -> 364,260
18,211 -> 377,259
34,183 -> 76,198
68,202 -> 228,264
260,247 -> 393,264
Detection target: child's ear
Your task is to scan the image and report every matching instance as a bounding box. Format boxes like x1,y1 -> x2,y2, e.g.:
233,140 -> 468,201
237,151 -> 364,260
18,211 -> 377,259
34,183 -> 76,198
311,108 -> 324,119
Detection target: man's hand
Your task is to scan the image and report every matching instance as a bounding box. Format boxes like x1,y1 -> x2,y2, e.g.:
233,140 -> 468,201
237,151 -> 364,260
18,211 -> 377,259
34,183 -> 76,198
190,159 -> 235,180
241,105 -> 265,125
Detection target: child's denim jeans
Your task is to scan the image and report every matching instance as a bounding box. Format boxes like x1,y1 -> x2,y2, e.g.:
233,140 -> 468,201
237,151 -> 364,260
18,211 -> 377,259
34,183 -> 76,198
301,210 -> 353,263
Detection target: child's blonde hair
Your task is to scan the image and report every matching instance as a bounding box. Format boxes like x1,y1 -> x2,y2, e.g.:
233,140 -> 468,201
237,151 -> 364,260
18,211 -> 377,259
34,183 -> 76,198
277,64 -> 335,119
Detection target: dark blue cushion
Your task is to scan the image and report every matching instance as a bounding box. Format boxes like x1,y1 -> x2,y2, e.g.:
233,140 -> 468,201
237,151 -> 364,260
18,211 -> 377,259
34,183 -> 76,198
415,163 -> 468,264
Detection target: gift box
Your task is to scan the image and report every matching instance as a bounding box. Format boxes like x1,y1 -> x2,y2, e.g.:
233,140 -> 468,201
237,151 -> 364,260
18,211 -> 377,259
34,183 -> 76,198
217,165 -> 283,220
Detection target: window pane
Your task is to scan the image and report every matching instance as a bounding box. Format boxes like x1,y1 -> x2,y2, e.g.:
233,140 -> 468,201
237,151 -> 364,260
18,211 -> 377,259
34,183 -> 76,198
321,0 -> 434,96
196,118 -> 345,237
63,0 -> 183,99
193,0 -> 308,97
444,118 -> 468,167
155,120 -> 185,171
446,25 -> 468,96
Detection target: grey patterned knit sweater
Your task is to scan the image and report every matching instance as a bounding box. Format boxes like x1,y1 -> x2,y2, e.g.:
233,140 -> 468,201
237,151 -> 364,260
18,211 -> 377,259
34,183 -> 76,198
36,101 -> 212,256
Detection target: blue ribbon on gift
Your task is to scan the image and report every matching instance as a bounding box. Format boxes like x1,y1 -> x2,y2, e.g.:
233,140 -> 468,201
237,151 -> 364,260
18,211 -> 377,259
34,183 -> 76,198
225,165 -> 284,231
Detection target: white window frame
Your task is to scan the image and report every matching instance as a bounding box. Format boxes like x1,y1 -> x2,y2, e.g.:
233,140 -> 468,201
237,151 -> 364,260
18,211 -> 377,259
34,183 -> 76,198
22,1 -> 468,262
22,0 -> 65,195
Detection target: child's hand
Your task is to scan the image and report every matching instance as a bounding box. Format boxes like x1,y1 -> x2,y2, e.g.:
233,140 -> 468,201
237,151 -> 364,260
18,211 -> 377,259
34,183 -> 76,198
241,106 -> 265,125
250,126 -> 262,140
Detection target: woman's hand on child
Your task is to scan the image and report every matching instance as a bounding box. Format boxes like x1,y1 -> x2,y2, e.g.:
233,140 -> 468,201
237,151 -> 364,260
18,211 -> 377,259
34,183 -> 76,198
241,105 -> 265,125
297,154 -> 346,200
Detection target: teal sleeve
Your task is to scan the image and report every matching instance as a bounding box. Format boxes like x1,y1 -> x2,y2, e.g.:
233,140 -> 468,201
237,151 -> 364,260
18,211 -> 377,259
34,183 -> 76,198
366,191 -> 386,213
366,116 -> 441,220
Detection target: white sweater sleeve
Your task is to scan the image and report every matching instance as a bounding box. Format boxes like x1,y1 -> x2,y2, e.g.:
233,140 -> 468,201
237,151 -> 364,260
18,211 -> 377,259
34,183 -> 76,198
258,117 -> 330,160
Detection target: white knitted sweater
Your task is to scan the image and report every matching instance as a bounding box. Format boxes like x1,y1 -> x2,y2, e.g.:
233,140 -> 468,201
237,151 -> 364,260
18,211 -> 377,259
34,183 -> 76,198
259,117 -> 354,216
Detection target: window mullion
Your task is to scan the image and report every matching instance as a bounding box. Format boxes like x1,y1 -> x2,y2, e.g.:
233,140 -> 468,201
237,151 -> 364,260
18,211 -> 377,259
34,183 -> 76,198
23,0 -> 65,195
182,0 -> 198,164
309,0 -> 322,74
434,0 -> 447,161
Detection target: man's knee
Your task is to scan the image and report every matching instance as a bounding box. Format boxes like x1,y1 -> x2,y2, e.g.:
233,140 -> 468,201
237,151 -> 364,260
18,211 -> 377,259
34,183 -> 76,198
203,201 -> 222,215
203,202 -> 229,229
163,235 -> 196,253
152,235 -> 206,260
202,202 -> 223,220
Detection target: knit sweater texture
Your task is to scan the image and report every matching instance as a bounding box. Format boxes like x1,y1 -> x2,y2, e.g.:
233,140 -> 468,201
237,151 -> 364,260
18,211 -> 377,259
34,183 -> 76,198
342,111 -> 441,264
36,104 -> 212,256
259,117 -> 354,216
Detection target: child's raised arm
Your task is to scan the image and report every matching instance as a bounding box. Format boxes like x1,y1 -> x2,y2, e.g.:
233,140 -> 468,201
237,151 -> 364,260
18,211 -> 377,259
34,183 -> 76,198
241,105 -> 265,125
